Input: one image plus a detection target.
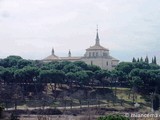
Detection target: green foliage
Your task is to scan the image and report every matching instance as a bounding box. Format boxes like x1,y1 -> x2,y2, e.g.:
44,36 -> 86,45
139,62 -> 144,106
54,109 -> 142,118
153,56 -> 157,64
0,67 -> 15,83
117,61 -> 160,93
130,76 -> 143,88
86,70 -> 94,78
133,62 -> 150,69
14,66 -> 39,83
74,61 -> 88,70
0,55 -> 22,68
75,70 -> 89,86
66,72 -> 76,80
54,61 -> 71,70
0,55 -> 160,97
130,69 -> 160,91
17,59 -> 32,69
149,63 -> 160,69
95,70 -> 108,80
40,70 -> 65,84
87,64 -> 101,72
132,57 -> 136,62
145,56 -> 149,63
97,114 -> 129,120
63,63 -> 82,73
116,62 -> 134,74
6,56 -> 22,60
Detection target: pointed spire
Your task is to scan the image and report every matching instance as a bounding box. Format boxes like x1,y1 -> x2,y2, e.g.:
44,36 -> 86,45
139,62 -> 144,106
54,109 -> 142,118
52,47 -> 54,55
95,25 -> 100,45
68,49 -> 71,57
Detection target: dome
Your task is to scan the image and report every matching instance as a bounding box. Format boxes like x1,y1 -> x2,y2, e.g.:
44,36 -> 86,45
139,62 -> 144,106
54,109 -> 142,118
86,44 -> 109,51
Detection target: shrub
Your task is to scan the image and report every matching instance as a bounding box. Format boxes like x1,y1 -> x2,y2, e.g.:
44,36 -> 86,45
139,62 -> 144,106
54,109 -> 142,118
10,113 -> 19,120
97,114 -> 129,120
0,105 -> 4,118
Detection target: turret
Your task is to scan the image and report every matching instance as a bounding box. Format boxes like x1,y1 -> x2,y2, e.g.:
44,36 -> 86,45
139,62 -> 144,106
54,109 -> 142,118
68,49 -> 71,57
52,48 -> 54,55
95,25 -> 100,45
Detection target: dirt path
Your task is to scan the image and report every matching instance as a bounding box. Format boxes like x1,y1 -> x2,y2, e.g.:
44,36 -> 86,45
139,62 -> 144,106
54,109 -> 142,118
5,104 -> 107,111
19,115 -> 98,120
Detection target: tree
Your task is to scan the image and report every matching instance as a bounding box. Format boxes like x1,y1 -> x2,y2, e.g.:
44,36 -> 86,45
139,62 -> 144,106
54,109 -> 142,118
0,82 -> 23,110
12,85 -> 23,110
74,61 -> 88,70
87,64 -> 101,72
39,70 -> 65,99
145,56 -> 149,63
86,70 -> 94,87
110,70 -> 119,103
132,57 -> 136,62
75,70 -> 89,87
54,61 -> 71,70
0,68 -> 15,84
129,69 -> 147,92
17,59 -> 32,69
140,57 -> 143,62
130,76 -> 142,103
63,63 -> 82,73
66,72 -> 76,89
74,70 -> 89,99
152,57 -> 154,64
149,63 -> 160,70
152,94 -> 159,111
0,55 -> 22,68
153,56 -> 157,64
116,62 -> 134,75
97,114 -> 129,120
95,70 -> 109,88
133,62 -> 150,69
14,66 -> 40,95
151,56 -> 157,64
116,70 -> 128,87
137,58 -> 140,62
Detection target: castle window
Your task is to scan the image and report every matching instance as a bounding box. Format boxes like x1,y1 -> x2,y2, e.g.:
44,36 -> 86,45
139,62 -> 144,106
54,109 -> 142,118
91,61 -> 93,65
89,52 -> 91,57
103,53 -> 107,57
93,52 -> 95,57
106,61 -> 108,66
96,52 -> 98,57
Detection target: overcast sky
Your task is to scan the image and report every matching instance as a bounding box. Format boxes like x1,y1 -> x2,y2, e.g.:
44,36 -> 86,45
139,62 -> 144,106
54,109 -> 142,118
0,0 -> 160,63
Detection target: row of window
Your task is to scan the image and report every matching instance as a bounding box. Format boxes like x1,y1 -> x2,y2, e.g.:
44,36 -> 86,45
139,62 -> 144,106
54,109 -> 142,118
89,52 -> 98,57
88,52 -> 108,57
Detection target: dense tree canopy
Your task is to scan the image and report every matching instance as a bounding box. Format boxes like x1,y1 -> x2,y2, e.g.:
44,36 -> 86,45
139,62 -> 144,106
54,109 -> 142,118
0,55 -> 160,97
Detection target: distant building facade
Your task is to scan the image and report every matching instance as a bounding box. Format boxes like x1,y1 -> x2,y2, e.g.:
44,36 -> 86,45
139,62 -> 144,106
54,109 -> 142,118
42,29 -> 119,70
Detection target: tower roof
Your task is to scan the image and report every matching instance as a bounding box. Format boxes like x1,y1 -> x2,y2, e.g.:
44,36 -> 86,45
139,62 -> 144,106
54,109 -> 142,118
52,48 -> 55,55
86,45 -> 109,51
95,26 -> 100,45
43,48 -> 60,61
68,49 -> 71,57
86,27 -> 109,51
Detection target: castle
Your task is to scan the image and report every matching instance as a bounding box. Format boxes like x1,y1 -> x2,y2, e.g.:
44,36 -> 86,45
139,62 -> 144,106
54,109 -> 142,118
42,29 -> 119,70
